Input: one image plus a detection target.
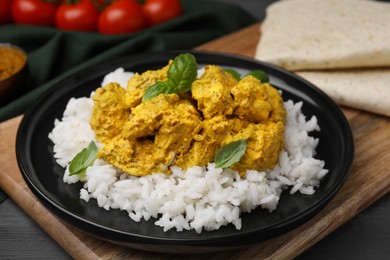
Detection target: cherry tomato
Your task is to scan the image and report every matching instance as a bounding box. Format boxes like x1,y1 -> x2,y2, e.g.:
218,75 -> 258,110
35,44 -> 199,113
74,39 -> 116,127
142,0 -> 182,26
0,0 -> 12,24
56,0 -> 100,31
12,0 -> 57,26
98,0 -> 146,34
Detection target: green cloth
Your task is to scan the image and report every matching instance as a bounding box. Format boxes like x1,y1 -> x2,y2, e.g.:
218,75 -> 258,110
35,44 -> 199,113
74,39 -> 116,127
0,0 -> 256,122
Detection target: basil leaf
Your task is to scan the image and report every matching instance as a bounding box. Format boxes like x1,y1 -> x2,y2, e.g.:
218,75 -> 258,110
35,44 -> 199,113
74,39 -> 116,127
223,68 -> 269,83
142,53 -> 198,102
142,81 -> 173,102
168,53 -> 198,92
69,141 -> 98,176
246,70 -> 269,83
214,139 -> 248,168
224,68 -> 241,81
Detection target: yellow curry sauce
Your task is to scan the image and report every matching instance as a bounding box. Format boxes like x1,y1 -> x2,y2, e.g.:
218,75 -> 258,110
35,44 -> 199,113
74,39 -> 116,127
90,62 -> 286,176
0,46 -> 27,81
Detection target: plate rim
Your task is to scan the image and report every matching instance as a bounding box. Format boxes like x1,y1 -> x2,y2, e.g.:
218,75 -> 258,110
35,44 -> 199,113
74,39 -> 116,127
15,50 -> 354,249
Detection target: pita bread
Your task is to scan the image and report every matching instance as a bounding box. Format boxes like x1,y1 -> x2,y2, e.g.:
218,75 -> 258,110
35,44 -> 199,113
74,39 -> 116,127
256,0 -> 390,70
255,0 -> 390,117
297,69 -> 390,117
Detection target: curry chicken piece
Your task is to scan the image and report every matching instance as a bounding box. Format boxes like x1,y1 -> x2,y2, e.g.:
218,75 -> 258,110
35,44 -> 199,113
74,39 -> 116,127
176,115 -> 231,169
231,76 -> 272,122
90,83 -> 129,144
125,61 -> 171,108
97,135 -> 167,176
264,83 -> 287,123
222,121 -> 285,174
191,65 -> 237,119
123,93 -> 202,155
98,94 -> 202,176
154,97 -> 202,156
231,75 -> 286,123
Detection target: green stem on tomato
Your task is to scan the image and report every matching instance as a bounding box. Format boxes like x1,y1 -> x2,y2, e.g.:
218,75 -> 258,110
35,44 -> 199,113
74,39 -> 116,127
91,0 -> 113,11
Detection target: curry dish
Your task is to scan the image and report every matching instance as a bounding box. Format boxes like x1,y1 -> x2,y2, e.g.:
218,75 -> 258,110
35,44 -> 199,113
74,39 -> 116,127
90,62 -> 286,176
0,45 -> 26,81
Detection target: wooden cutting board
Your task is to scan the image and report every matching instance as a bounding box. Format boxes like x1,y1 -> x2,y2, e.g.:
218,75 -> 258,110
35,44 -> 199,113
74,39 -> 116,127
1,23 -> 390,259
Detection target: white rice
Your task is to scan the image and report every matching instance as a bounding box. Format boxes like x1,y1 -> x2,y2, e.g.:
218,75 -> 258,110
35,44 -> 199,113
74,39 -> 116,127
48,68 -> 328,233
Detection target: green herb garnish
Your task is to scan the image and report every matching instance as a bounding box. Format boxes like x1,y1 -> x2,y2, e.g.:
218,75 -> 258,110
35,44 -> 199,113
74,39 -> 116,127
224,68 -> 241,81
168,53 -> 198,92
246,69 -> 269,83
69,141 -> 98,176
224,68 -> 269,83
143,53 -> 198,102
214,139 -> 248,168
142,81 -> 173,102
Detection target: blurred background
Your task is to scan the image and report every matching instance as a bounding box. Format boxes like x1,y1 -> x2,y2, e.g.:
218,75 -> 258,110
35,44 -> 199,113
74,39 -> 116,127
213,0 -> 277,20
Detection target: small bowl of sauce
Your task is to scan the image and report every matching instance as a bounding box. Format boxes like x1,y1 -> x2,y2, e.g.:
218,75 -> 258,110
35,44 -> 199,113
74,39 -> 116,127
0,43 -> 28,106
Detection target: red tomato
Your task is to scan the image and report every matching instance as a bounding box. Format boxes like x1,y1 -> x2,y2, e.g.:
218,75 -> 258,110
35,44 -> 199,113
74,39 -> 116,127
142,0 -> 182,26
0,0 -> 12,24
56,0 -> 100,31
98,0 -> 146,35
12,0 -> 57,26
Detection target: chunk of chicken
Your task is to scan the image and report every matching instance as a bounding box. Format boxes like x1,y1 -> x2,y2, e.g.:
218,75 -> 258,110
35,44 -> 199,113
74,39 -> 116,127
98,94 -> 202,176
176,115 -> 231,169
192,65 -> 237,118
90,83 -> 129,144
222,121 -> 285,175
231,75 -> 286,123
125,61 -> 171,108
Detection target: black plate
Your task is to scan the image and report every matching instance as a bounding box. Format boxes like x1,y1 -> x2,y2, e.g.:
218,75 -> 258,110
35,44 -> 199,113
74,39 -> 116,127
16,50 -> 354,253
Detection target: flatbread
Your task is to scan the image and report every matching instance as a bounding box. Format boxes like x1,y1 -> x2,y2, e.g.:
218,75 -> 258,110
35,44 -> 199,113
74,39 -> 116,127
297,69 -> 390,117
255,0 -> 390,117
255,0 -> 390,71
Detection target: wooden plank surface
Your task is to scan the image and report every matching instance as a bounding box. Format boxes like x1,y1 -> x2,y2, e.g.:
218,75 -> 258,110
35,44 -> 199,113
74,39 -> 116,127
1,23 -> 390,259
